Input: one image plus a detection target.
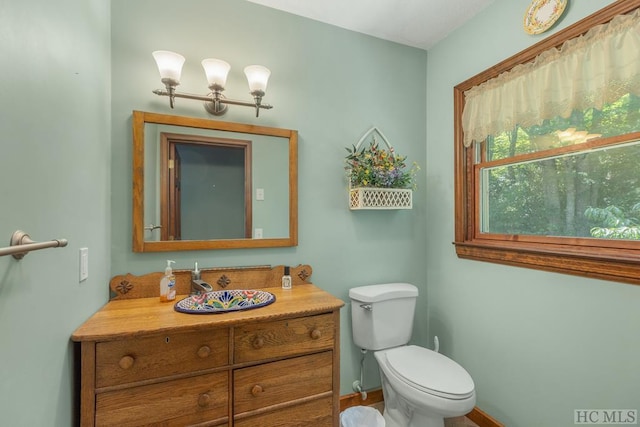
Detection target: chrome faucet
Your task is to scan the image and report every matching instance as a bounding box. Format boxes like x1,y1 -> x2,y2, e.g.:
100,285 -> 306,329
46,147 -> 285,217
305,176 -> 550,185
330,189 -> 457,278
191,262 -> 213,295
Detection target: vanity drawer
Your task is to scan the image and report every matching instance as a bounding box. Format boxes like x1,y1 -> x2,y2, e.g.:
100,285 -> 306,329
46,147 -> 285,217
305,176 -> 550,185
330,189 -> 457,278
233,351 -> 332,415
234,396 -> 333,427
234,313 -> 335,363
95,371 -> 228,427
96,328 -> 229,387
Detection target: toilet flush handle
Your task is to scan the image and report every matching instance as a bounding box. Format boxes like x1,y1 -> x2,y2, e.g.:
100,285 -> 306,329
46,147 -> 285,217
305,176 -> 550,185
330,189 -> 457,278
360,303 -> 373,311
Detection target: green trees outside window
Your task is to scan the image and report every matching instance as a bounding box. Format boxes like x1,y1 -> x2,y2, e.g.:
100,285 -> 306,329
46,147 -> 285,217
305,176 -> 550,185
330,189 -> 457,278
482,93 -> 640,240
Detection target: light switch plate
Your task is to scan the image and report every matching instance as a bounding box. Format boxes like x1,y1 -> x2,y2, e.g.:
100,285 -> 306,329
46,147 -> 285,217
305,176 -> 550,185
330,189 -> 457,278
79,248 -> 89,282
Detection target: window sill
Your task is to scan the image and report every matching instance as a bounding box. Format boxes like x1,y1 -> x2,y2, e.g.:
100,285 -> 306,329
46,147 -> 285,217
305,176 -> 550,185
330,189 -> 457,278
454,240 -> 640,286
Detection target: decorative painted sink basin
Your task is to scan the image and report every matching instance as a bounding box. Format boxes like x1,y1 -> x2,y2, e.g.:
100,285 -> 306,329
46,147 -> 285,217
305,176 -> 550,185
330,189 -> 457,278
174,289 -> 276,314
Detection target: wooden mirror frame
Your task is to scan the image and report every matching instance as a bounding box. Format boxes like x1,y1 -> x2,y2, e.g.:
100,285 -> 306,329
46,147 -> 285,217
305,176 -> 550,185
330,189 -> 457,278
132,110 -> 298,252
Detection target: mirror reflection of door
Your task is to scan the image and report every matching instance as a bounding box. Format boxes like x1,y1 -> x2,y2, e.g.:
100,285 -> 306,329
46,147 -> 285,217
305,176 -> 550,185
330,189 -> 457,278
160,133 -> 252,240
169,146 -> 182,240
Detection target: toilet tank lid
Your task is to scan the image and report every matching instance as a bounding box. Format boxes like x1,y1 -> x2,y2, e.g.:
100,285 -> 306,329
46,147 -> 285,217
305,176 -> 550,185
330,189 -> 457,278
349,283 -> 418,303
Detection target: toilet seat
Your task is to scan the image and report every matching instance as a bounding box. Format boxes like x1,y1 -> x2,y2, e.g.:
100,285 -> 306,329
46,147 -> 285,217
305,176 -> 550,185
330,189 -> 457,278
383,345 -> 475,400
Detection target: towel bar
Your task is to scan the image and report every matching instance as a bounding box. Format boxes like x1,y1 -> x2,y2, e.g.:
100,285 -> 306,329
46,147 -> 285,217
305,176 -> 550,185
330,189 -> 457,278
0,230 -> 68,260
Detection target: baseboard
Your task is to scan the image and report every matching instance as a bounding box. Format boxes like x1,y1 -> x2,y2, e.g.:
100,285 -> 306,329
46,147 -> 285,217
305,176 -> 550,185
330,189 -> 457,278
340,389 -> 504,427
467,406 -> 505,427
340,389 -> 384,412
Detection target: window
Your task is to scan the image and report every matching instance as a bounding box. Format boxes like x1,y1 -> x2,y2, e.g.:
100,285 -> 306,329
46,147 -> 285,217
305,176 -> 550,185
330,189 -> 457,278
454,2 -> 640,285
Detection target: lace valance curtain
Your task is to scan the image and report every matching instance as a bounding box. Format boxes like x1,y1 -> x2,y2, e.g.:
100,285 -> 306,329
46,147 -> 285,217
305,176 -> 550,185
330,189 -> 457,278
461,8 -> 640,147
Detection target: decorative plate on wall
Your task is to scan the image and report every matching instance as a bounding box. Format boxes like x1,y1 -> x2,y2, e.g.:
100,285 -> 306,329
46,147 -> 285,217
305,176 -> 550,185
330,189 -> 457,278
523,0 -> 567,35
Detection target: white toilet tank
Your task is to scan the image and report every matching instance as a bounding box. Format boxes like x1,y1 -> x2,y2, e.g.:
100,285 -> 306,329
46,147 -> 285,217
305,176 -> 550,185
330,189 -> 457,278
349,283 -> 418,351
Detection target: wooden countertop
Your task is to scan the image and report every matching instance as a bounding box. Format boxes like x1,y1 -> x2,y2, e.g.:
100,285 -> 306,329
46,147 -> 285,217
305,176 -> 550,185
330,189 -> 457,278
72,284 -> 344,342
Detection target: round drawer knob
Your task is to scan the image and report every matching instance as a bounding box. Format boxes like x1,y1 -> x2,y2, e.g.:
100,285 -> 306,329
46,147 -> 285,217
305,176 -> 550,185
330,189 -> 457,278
197,345 -> 211,358
118,355 -> 135,370
252,336 -> 264,349
310,329 -> 322,340
251,384 -> 263,397
198,393 -> 210,407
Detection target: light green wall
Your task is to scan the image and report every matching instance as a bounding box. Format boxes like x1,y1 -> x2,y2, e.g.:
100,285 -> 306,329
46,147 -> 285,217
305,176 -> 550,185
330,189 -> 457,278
110,0 -> 428,399
0,0 -> 111,425
427,1 -> 640,426
4,0 -> 634,426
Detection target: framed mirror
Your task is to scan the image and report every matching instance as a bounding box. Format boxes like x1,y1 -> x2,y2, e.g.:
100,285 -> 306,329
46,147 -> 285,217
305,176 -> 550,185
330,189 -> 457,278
132,110 -> 298,252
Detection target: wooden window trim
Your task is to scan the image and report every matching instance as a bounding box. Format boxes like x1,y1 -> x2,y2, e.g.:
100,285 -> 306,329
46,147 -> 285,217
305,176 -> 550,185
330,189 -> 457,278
454,0 -> 640,286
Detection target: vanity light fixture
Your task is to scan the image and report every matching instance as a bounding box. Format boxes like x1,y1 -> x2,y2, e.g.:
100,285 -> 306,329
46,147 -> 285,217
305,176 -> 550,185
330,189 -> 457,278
151,50 -> 273,117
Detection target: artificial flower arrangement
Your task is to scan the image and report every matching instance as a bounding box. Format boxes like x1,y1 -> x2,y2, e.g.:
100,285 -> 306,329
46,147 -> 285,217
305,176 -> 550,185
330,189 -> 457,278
345,136 -> 420,190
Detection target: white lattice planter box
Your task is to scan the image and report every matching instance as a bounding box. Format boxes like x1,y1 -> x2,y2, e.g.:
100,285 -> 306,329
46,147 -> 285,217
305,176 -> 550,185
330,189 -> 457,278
349,187 -> 413,210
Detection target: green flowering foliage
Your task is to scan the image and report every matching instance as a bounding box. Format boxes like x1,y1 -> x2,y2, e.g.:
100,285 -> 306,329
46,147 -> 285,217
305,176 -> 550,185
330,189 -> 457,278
345,139 -> 419,189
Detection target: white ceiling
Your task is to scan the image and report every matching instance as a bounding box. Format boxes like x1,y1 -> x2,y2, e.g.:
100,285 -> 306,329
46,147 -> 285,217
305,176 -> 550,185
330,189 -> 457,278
246,0 -> 496,50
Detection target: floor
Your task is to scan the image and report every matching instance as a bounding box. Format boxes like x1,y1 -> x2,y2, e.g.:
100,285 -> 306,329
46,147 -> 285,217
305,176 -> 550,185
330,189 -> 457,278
369,402 -> 480,427
444,416 -> 481,427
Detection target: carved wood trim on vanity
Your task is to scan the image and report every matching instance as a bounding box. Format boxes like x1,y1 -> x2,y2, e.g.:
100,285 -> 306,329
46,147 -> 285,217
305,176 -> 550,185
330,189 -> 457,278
73,264 -> 344,427
110,264 -> 314,299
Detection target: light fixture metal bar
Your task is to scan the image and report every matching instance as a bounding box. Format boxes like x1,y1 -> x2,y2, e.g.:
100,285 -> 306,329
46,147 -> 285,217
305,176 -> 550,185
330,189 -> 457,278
152,89 -> 273,111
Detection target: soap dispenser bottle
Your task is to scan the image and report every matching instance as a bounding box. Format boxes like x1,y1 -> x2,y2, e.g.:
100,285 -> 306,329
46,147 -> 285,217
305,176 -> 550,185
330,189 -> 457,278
281,266 -> 292,290
160,260 -> 176,302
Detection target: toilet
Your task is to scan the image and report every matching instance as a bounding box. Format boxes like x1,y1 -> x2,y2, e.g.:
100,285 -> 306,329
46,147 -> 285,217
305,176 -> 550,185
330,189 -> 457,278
349,283 -> 475,427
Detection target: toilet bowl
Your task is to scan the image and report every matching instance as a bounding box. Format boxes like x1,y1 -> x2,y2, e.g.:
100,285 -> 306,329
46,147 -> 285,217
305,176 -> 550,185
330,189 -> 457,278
349,283 -> 476,427
375,345 -> 475,427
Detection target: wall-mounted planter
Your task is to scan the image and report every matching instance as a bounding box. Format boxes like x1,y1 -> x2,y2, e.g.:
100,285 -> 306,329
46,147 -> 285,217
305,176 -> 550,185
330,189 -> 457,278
349,187 -> 413,210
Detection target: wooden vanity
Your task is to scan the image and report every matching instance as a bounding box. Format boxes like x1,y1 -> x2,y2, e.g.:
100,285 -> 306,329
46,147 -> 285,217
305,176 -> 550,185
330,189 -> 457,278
72,265 -> 344,427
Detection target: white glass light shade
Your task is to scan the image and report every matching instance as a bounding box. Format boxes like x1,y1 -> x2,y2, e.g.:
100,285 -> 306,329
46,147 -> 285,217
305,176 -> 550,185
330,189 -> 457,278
244,65 -> 271,93
201,59 -> 231,89
152,50 -> 185,83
